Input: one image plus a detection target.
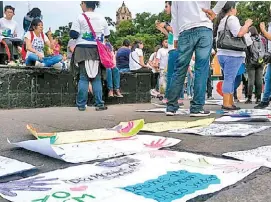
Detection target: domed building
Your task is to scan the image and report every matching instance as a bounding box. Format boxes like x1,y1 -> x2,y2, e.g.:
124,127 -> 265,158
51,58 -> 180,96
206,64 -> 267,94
116,1 -> 132,25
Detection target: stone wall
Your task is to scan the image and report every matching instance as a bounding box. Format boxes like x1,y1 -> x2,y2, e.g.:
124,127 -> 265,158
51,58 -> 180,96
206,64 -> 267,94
0,66 -> 151,109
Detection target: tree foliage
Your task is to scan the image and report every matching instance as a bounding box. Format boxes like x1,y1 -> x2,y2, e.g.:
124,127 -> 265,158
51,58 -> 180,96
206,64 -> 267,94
237,1 -> 271,29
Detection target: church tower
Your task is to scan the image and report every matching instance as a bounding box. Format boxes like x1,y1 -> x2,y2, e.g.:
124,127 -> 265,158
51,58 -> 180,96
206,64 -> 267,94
116,1 -> 132,25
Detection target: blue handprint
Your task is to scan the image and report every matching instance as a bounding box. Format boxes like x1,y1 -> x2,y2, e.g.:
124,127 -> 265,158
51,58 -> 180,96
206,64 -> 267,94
0,176 -> 59,197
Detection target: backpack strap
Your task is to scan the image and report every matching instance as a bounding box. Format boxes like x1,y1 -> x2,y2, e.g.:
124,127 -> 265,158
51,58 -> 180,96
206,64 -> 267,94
30,31 -> 35,42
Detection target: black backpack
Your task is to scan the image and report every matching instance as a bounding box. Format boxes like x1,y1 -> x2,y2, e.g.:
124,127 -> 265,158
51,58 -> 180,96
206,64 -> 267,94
248,36 -> 265,65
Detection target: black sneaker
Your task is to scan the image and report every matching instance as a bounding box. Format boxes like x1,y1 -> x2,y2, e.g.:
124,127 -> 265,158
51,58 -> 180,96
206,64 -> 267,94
245,99 -> 252,104
95,106 -> 108,111
254,102 -> 269,109
190,110 -> 211,117
221,105 -> 240,111
78,107 -> 86,111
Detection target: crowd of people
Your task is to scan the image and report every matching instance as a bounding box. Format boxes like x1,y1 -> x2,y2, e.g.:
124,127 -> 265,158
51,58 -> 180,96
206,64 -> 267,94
1,1 -> 271,114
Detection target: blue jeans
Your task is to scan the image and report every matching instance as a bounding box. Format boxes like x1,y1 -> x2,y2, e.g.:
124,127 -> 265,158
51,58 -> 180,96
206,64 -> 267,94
263,64 -> 271,102
119,68 -> 130,73
165,49 -> 184,99
187,72 -> 195,96
167,27 -> 213,113
218,55 -> 244,94
76,62 -> 104,108
25,53 -> 63,67
106,67 -> 120,90
234,74 -> 242,93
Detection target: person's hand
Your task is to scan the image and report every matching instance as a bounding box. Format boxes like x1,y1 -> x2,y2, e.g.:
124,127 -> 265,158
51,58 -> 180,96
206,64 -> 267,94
202,8 -> 216,21
245,19 -> 253,27
36,52 -> 44,60
260,22 -> 266,32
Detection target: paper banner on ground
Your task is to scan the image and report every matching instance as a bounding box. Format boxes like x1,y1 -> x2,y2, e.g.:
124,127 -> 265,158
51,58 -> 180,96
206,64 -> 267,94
170,124 -> 270,137
0,151 -> 260,202
215,116 -> 270,122
9,135 -> 180,163
205,100 -> 223,106
0,156 -> 35,178
224,109 -> 271,116
142,118 -> 214,133
223,146 -> 271,168
27,119 -> 144,145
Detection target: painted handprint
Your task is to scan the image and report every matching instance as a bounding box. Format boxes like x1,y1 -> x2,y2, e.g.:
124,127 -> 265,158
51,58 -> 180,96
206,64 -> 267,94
0,176 -> 59,197
213,162 -> 261,173
144,138 -> 171,148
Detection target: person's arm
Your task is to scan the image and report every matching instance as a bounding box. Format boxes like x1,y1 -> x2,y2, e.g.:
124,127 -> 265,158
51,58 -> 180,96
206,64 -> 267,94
227,16 -> 253,37
13,22 -> 18,37
202,1 -> 227,21
69,46 -> 75,53
171,1 -> 179,43
187,66 -> 193,77
139,56 -> 149,68
260,22 -> 271,40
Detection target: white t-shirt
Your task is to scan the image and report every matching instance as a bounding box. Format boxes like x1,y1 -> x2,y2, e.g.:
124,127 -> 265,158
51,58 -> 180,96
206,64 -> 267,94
129,48 -> 143,71
0,17 -> 18,41
217,15 -> 246,58
71,12 -> 110,46
156,47 -> 169,70
24,31 -> 49,57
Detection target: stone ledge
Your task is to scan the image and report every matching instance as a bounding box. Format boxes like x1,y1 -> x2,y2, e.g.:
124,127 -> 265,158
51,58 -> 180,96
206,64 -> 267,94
0,66 -> 151,109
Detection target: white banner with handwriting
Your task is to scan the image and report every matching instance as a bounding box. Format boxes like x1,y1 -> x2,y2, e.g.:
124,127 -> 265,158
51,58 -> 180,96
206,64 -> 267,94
0,151 -> 261,202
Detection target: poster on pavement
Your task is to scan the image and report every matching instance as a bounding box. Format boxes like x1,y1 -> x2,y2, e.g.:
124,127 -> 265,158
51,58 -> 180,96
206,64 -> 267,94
8,135 -> 181,163
215,116 -> 270,122
0,156 -> 35,178
27,119 -> 144,145
142,118 -> 214,133
223,146 -> 271,168
0,151 -> 261,202
170,124 -> 270,137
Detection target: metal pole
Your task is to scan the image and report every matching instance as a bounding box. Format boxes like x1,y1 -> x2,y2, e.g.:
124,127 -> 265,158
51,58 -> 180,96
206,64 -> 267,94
0,1 -> 3,18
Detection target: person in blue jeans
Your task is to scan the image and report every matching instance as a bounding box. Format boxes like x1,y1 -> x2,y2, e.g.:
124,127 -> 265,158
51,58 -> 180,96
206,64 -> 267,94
105,42 -> 123,98
24,19 -> 62,67
164,49 -> 184,105
166,1 -> 226,117
255,64 -> 271,108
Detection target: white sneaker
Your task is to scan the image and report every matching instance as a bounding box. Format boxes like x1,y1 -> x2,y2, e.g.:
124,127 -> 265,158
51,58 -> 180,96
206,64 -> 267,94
52,62 -> 62,70
166,111 -> 176,116
35,61 -> 45,67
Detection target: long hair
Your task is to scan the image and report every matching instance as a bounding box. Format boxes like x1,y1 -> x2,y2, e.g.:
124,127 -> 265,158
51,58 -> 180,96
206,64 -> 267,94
131,40 -> 142,52
213,1 -> 236,38
27,8 -> 42,18
249,26 -> 259,37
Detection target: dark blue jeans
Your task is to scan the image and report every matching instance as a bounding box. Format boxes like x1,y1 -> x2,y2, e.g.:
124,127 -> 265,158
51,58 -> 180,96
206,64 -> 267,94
165,49 -> 184,99
106,67 -> 120,90
76,62 -> 104,109
167,27 -> 213,113
25,53 -> 62,67
263,64 -> 271,102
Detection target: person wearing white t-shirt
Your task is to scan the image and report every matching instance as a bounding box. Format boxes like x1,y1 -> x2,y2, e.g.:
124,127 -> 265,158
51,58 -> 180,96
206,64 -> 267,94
70,1 -> 110,111
155,39 -> 168,71
0,5 -> 22,63
129,40 -> 151,72
25,19 -> 62,67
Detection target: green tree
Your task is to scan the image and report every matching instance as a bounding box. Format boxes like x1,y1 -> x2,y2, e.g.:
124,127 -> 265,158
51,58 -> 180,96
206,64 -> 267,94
237,2 -> 270,30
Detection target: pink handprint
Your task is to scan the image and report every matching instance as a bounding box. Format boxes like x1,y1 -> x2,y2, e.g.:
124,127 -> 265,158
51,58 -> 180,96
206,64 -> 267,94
213,162 -> 261,173
144,138 -> 171,148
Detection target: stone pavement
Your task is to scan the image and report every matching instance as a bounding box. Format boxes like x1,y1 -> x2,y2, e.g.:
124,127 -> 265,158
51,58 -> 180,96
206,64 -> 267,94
0,101 -> 271,202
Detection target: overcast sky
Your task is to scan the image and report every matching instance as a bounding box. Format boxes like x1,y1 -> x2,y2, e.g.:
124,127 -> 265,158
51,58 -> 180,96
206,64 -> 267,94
3,1 -> 165,37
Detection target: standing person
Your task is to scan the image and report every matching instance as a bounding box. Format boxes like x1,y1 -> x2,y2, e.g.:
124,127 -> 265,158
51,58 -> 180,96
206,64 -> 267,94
155,39 -> 169,95
24,19 -> 63,67
187,54 -> 195,99
0,5 -> 22,63
129,40 -> 151,72
148,45 -> 161,94
245,26 -> 265,104
255,21 -> 271,109
66,38 -> 76,69
116,39 -> 131,73
23,8 -> 42,33
156,1 -> 184,106
70,1 -> 109,111
215,2 -> 252,110
166,1 -> 227,117
105,41 -> 123,98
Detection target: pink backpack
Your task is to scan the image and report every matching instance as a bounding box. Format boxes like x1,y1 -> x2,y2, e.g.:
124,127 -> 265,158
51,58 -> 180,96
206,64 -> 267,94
82,13 -> 114,69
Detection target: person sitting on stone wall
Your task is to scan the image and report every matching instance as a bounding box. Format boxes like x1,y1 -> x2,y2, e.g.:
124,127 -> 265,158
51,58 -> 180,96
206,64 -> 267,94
24,19 -> 63,68
0,5 -> 23,65
116,39 -> 131,73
